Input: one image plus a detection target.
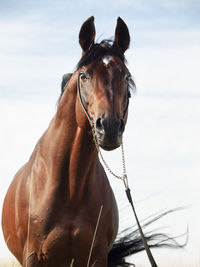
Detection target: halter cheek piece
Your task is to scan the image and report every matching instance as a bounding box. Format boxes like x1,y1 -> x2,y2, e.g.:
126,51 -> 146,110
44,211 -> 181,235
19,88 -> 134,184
77,72 -> 94,127
77,71 -> 158,267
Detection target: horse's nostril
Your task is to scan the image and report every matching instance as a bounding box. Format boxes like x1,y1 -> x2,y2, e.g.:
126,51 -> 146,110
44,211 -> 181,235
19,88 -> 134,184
96,117 -> 104,132
119,119 -> 125,133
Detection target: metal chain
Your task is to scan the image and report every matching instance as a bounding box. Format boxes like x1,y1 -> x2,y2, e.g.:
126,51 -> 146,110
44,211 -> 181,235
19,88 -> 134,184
92,126 -> 129,189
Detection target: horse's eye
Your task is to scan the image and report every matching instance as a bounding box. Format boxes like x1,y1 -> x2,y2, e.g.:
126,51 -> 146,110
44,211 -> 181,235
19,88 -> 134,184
125,73 -> 131,83
80,73 -> 88,81
127,88 -> 131,98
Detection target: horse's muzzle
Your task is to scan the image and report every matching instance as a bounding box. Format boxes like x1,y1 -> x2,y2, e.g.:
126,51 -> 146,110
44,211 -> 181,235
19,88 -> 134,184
95,115 -> 125,151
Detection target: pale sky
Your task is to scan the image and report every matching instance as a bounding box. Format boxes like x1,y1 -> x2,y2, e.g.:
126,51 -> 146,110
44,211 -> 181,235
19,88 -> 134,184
0,1 -> 200,266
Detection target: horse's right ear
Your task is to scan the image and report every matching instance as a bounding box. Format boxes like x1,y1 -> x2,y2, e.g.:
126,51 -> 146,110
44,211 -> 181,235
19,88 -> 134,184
79,16 -> 96,52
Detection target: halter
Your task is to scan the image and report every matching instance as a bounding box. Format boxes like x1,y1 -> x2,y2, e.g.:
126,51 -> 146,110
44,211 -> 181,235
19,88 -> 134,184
77,72 -> 158,267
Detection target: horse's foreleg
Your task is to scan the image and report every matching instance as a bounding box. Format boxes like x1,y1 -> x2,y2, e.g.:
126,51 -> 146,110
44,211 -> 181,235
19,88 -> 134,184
89,259 -> 107,267
86,255 -> 108,267
22,250 -> 43,267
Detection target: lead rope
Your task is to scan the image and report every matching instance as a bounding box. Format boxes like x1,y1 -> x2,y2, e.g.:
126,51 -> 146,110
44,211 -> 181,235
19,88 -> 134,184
77,72 -> 158,267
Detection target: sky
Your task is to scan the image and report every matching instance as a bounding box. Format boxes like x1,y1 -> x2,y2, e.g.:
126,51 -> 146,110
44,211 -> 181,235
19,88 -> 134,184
0,0 -> 200,266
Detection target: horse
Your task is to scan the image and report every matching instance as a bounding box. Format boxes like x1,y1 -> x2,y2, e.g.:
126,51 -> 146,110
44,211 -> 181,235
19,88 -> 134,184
2,16 -> 183,267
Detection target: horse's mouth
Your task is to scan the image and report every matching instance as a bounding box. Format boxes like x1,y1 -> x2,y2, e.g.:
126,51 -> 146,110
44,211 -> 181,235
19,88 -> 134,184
99,144 -> 120,151
96,133 -> 122,151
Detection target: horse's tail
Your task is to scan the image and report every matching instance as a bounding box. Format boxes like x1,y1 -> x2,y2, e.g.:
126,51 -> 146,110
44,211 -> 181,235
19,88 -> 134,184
107,209 -> 187,267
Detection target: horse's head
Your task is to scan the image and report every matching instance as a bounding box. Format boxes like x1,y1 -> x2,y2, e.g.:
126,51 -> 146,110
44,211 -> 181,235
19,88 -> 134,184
76,17 -> 134,151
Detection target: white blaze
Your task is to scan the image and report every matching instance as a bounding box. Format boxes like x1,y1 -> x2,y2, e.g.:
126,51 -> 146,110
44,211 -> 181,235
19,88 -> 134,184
102,56 -> 112,66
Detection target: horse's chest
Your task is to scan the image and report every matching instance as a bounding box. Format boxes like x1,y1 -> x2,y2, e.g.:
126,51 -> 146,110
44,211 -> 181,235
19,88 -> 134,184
34,215 -> 102,266
42,221 -> 89,251
31,180 -> 118,264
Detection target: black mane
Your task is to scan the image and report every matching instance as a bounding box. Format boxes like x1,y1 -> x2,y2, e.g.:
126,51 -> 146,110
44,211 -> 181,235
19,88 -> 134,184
57,73 -> 73,104
76,39 -> 125,69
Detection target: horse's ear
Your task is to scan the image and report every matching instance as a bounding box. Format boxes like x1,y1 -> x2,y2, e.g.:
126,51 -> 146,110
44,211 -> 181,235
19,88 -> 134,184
114,17 -> 130,53
79,16 -> 96,52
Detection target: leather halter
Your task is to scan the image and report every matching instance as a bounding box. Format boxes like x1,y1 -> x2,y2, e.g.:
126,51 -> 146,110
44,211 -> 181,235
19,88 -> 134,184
77,71 -> 158,267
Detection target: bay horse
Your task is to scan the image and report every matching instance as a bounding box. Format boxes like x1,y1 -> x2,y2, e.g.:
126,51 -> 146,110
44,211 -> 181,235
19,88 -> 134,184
2,16 -> 134,267
2,17 -> 180,267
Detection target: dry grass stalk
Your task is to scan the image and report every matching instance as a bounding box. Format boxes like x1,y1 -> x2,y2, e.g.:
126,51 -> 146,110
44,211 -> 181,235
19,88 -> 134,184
86,205 -> 103,267
26,175 -> 33,267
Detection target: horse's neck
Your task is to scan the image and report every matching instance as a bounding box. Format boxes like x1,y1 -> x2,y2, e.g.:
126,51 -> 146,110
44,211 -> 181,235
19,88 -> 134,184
39,75 -> 98,202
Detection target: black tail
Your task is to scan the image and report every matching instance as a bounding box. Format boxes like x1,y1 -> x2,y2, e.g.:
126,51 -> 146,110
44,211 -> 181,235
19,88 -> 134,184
107,209 -> 188,267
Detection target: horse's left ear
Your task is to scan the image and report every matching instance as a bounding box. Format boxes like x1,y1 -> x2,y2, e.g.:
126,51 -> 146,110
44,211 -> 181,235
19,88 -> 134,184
79,16 -> 96,52
114,17 -> 130,52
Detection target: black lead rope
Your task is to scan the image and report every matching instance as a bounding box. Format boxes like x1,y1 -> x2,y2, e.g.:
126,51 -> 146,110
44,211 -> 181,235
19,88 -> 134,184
125,187 -> 158,267
77,72 -> 158,267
